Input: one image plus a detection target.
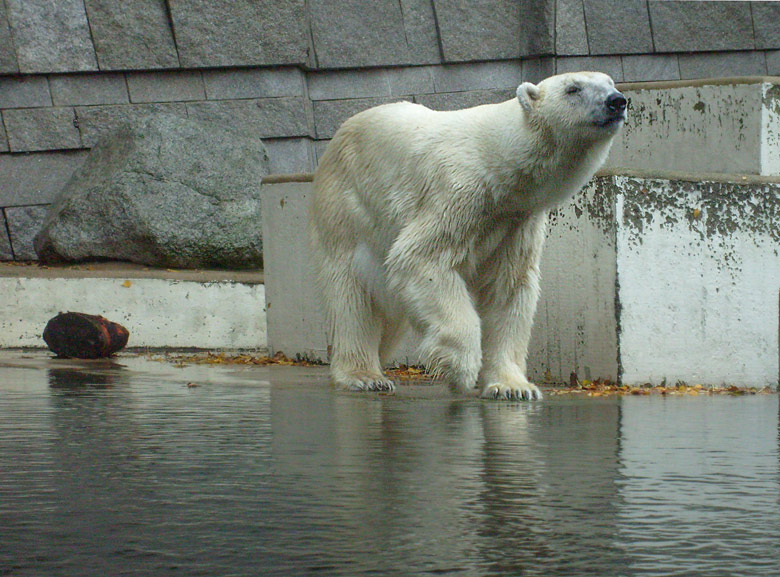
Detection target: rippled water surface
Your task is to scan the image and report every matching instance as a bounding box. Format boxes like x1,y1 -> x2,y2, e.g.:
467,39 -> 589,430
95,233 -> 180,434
1,353 -> 778,576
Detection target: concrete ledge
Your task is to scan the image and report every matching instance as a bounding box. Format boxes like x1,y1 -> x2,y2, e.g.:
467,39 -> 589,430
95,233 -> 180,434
260,169 -> 780,187
607,78 -> 780,175
261,173 -> 314,184
617,75 -> 780,91
0,261 -> 264,282
0,262 -> 266,349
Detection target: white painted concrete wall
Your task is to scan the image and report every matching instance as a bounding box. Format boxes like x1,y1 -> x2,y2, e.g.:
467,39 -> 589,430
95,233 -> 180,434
262,173 -> 780,387
761,83 -> 780,175
0,276 -> 266,349
528,182 -> 618,384
615,175 -> 780,387
261,179 -> 329,361
608,79 -> 780,176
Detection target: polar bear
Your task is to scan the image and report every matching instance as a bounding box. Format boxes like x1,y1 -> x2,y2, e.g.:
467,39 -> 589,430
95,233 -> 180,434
310,71 -> 626,400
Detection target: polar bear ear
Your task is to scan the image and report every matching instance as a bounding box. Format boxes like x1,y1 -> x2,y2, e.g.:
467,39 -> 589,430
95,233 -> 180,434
517,82 -> 540,114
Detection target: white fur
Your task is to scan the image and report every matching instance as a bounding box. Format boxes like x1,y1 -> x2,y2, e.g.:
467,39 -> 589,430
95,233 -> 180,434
310,72 -> 624,400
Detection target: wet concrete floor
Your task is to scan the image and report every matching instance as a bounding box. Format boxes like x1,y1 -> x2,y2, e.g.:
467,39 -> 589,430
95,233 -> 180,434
1,350 -> 779,576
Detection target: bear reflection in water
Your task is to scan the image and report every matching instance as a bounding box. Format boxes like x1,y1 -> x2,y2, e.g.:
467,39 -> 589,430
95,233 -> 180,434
311,72 -> 626,401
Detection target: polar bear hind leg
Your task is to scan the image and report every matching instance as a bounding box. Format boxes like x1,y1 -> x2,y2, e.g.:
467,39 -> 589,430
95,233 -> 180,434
317,252 -> 395,392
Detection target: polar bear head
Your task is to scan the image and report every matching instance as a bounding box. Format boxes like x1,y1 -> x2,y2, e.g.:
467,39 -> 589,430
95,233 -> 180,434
516,71 -> 626,139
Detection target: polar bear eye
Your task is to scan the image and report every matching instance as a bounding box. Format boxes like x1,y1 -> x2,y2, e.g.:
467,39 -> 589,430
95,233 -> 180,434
566,85 -> 581,95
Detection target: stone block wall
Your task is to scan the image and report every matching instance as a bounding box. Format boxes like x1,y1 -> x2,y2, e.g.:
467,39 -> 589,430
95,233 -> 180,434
2,0 -> 780,261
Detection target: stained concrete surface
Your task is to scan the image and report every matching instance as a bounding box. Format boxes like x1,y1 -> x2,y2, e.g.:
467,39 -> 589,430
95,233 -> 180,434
0,263 -> 266,349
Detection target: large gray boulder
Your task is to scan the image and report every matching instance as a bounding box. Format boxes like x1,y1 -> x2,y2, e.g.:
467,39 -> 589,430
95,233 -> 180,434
34,114 -> 269,269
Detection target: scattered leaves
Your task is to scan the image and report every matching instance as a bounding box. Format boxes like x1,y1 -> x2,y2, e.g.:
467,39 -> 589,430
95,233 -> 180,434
550,377 -> 774,397
153,350 -> 323,367
386,364 -> 433,381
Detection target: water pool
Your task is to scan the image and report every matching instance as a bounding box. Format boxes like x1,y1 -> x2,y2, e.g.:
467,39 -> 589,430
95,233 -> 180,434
1,352 -> 778,576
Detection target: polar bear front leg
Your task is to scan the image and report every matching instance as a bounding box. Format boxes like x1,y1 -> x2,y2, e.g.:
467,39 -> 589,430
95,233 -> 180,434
476,215 -> 547,401
387,233 -> 482,393
401,266 -> 482,392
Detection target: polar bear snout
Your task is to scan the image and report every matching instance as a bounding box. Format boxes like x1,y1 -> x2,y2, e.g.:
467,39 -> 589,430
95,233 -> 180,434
606,92 -> 627,114
595,90 -> 627,127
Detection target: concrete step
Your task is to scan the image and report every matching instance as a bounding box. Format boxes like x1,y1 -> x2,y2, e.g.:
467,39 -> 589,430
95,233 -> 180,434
606,76 -> 780,175
261,171 -> 780,388
0,262 -> 266,350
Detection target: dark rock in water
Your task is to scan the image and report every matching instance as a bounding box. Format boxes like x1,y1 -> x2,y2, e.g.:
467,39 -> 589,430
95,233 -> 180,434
43,312 -> 130,358
34,113 -> 269,269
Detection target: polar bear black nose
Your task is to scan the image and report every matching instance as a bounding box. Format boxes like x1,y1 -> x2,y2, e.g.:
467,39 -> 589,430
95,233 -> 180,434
606,92 -> 627,113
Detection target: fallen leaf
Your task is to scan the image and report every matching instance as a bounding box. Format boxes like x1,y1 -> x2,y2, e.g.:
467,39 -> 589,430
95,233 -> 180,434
121,280 -> 132,288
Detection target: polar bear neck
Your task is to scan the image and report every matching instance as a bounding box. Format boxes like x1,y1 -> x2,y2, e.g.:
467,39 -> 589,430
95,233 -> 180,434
475,99 -> 614,211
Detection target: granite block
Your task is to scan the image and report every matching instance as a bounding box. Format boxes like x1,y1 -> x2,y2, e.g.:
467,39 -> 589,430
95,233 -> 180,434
767,51 -> 780,76
5,0 -> 97,73
678,51 -> 767,80
753,2 -> 780,50
50,73 -> 129,106
3,107 -> 81,152
519,1 -> 555,56
0,4 -> 18,73
309,0 -> 412,68
186,98 -> 310,139
5,204 -> 48,259
0,150 -> 88,206
307,67 -> 433,101
399,0 -> 441,65
83,0 -> 179,70
170,0 -> 308,68
555,0 -> 588,56
414,89 -> 515,111
0,76 -> 51,108
621,54 -> 680,83
583,0 -> 653,55
0,125 -> 7,152
522,58 -> 556,83
0,211 -> 12,259
650,1 -> 754,53
312,97 -> 397,139
431,61 -> 523,93
556,56 -> 624,82
75,103 -> 188,147
433,0 -> 552,62
203,68 -> 304,100
263,137 -> 316,174
314,139 -> 332,163
127,71 -> 205,103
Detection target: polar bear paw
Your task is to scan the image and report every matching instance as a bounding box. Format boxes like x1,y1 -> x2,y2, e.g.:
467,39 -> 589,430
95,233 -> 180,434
481,381 -> 542,401
338,372 -> 396,392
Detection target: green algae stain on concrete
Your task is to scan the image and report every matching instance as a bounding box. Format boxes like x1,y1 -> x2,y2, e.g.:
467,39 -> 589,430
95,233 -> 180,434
616,175 -> 780,273
548,177 -> 617,237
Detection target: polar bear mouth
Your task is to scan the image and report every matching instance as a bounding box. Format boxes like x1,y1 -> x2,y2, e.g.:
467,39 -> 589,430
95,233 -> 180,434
595,114 -> 625,127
